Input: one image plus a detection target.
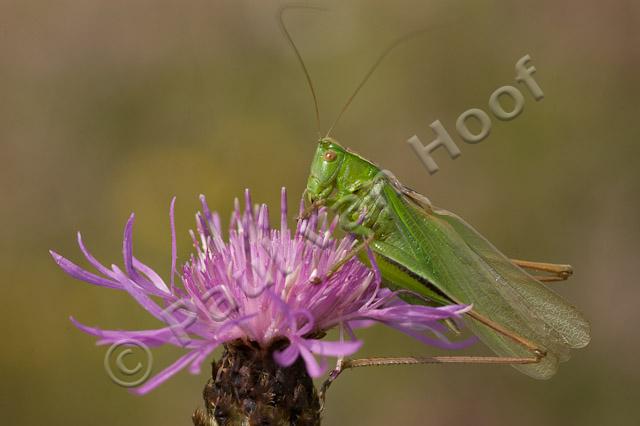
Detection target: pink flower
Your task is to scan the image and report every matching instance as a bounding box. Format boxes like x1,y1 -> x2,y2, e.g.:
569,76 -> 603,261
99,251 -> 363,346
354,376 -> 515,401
51,188 -> 472,394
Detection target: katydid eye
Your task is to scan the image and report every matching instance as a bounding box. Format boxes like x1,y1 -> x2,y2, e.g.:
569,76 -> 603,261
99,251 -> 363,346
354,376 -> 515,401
324,151 -> 337,162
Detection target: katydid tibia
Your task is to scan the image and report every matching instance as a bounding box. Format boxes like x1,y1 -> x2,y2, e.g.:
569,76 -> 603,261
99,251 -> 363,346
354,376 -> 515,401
279,6 -> 590,382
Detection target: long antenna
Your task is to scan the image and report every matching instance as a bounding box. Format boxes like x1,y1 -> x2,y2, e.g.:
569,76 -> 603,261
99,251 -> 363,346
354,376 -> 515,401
325,29 -> 430,138
278,5 -> 326,138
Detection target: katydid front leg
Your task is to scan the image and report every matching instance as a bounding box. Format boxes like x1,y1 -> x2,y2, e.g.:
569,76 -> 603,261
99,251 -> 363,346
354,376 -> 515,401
297,198 -> 325,221
311,224 -> 374,284
309,184 -> 380,284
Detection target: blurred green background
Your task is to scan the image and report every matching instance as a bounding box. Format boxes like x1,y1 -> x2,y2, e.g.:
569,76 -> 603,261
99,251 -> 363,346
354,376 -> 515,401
2,0 -> 639,424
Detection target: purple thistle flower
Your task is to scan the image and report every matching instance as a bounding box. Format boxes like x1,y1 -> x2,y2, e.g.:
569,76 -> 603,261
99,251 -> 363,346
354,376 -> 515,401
51,188 -> 472,395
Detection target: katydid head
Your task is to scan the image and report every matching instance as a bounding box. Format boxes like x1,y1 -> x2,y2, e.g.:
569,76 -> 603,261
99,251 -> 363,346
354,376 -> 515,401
305,138 -> 347,204
281,8 -> 417,207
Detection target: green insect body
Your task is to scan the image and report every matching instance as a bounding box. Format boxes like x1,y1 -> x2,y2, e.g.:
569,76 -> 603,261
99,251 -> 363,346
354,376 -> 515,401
305,137 -> 591,379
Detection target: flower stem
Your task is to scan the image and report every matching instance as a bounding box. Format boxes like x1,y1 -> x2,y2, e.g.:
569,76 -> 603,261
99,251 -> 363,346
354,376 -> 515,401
193,341 -> 321,426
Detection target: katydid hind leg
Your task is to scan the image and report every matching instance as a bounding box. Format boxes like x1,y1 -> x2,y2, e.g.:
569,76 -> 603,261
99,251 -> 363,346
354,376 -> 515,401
465,309 -> 547,358
319,353 -> 541,404
534,275 -> 569,283
510,258 -> 573,281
